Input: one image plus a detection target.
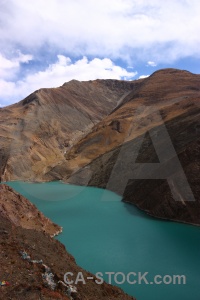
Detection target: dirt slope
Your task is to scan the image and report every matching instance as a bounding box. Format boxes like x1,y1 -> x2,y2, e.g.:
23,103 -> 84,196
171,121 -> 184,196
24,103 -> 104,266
0,79 -> 137,181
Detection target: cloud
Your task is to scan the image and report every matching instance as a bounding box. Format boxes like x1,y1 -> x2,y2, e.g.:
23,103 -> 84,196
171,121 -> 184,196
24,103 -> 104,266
0,0 -> 200,63
1,1 -> 200,106
0,52 -> 33,79
0,56 -> 137,106
139,75 -> 150,79
147,61 -> 157,67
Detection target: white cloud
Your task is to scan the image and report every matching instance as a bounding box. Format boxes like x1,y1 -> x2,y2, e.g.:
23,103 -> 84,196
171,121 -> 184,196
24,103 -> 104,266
1,1 -> 200,106
0,56 -> 137,106
139,75 -> 150,79
0,0 -> 200,63
147,61 -> 157,67
0,52 -> 33,79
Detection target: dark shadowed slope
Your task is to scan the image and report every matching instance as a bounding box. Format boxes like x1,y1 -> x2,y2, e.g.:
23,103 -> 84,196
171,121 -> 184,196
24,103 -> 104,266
64,69 -> 200,225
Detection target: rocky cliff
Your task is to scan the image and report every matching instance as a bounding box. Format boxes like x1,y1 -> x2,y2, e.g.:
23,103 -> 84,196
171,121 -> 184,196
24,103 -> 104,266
0,186 -> 135,300
0,184 -> 61,236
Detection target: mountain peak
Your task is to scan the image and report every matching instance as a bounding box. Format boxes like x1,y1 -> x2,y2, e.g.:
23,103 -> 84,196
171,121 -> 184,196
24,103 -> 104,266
150,68 -> 193,77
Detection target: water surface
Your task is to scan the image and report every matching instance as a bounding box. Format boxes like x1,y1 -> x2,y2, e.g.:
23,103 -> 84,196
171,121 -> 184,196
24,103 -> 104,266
7,181 -> 200,300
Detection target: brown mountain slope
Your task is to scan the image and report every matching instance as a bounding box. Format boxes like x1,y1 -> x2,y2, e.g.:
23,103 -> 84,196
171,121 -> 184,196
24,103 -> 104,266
0,186 -> 135,300
0,79 -> 137,181
1,68 -> 200,225
62,69 -> 200,225
0,184 -> 61,236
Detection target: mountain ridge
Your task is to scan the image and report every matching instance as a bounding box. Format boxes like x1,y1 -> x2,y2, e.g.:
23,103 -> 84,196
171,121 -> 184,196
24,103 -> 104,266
0,78 -> 136,181
0,68 -> 200,226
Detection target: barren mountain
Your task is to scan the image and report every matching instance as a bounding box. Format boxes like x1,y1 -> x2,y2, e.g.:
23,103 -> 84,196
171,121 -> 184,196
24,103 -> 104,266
0,68 -> 200,299
0,69 -> 200,226
0,79 -> 137,181
63,69 -> 200,225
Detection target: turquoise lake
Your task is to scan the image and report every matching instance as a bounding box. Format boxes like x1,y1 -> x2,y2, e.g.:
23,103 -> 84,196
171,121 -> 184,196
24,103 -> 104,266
7,181 -> 200,300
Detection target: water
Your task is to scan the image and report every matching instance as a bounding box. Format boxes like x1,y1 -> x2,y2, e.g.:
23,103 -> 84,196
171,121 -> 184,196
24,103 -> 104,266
7,181 -> 200,300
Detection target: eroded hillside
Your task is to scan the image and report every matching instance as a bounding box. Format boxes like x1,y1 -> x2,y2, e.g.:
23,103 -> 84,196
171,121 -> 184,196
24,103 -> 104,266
63,69 -> 200,225
1,69 -> 200,225
0,79 -> 137,181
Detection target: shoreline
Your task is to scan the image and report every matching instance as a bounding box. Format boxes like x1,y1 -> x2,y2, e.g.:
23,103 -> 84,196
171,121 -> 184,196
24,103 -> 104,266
51,226 -> 63,238
123,199 -> 200,228
3,179 -> 200,228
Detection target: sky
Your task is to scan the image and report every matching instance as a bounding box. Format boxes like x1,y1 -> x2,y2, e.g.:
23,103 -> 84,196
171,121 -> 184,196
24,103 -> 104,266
0,0 -> 200,106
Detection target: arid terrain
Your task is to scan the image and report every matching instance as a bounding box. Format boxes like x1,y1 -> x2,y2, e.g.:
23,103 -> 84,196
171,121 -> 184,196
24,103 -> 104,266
0,68 -> 200,299
62,69 -> 200,225
0,79 -> 137,182
0,69 -> 200,225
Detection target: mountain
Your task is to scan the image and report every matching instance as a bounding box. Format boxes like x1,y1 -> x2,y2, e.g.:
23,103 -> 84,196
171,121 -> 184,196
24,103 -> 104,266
0,69 -> 200,226
64,69 -> 200,225
0,79 -> 137,181
0,185 -> 135,300
1,68 -> 199,298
